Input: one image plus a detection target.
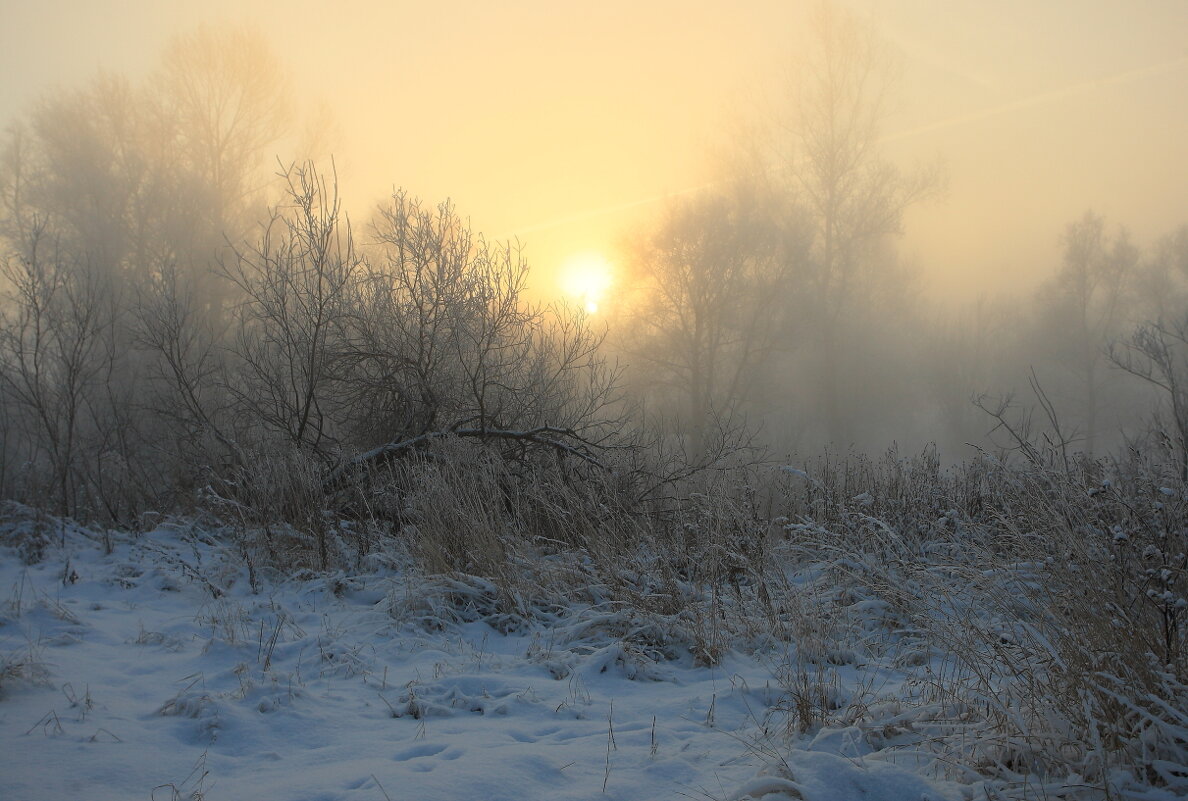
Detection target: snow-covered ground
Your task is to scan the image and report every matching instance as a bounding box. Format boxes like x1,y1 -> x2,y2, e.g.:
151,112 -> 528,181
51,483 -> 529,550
0,517 -> 962,801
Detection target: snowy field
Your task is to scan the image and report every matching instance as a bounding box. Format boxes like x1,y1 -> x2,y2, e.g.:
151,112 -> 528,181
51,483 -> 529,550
0,514 -> 964,801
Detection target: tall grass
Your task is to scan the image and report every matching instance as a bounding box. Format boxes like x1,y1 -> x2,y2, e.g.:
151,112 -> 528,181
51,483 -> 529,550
4,417 -> 1184,796
776,446 -> 1188,797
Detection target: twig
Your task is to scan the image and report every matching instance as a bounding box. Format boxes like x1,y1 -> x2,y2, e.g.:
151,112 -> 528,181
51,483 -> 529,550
603,700 -> 616,792
371,774 -> 393,801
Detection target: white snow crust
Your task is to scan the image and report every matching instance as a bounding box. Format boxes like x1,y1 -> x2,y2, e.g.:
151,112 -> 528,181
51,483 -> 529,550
0,519 -> 960,801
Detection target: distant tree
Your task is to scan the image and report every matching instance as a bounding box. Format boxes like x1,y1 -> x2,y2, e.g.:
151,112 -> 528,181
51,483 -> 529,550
1,75 -> 157,278
0,25 -> 293,287
1036,212 -> 1135,454
153,24 -> 292,241
926,295 -> 1014,453
0,25 -> 299,519
782,1 -> 941,445
1135,225 -> 1188,323
1110,316 -> 1188,480
1105,222 -> 1188,475
618,180 -> 806,456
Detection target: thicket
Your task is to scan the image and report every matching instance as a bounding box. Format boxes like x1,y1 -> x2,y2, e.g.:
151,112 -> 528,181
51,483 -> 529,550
0,162 -> 626,524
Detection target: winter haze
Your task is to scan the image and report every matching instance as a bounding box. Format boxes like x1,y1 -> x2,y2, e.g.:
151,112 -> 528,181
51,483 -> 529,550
2,0 -> 1185,300
2,4 -> 1188,800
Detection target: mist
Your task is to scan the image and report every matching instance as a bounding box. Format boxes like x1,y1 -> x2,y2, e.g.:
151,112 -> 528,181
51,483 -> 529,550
2,0 -> 1187,467
5,4 -> 1188,798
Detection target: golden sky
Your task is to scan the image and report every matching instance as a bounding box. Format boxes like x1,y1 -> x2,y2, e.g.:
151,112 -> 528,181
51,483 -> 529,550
3,0 -> 1187,305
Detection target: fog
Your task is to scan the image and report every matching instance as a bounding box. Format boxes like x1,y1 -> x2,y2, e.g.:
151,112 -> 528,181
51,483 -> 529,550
6,9 -> 1188,795
2,0 -> 1188,482
5,1 -> 1184,294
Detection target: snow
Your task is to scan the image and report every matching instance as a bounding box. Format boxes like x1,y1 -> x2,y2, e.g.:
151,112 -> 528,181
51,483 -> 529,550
0,519 -> 963,801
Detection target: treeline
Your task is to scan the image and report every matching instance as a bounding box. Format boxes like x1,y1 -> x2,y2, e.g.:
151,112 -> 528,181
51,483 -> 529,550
615,187 -> 1188,462
3,14 -> 1188,533
0,28 -> 629,529
610,6 -> 1188,464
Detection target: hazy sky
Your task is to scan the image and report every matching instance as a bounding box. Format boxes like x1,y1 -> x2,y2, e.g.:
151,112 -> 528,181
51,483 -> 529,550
2,0 -> 1187,304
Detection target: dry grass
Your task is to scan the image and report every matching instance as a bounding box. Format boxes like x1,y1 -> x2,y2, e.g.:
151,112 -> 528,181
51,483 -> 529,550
774,447 -> 1188,797
5,420 -> 1184,797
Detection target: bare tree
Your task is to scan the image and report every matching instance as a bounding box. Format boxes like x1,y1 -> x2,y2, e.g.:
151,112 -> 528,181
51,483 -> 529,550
0,25 -> 295,307
221,162 -> 358,457
1110,318 -> 1188,481
620,181 -> 803,456
200,164 -> 627,497
1134,225 -> 1188,324
1037,212 -> 1135,454
0,75 -> 163,281
341,189 -> 623,458
153,24 -> 292,240
783,1 -> 942,444
0,221 -> 126,516
133,261 -> 235,473
0,25 -> 311,520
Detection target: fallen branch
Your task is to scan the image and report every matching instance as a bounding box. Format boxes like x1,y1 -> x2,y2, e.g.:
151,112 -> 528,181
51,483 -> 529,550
324,425 -> 609,489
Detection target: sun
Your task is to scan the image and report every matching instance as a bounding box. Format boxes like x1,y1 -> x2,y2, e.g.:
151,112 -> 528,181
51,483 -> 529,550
559,252 -> 613,314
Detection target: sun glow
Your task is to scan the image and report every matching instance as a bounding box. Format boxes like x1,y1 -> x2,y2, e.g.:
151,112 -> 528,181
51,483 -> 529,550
559,252 -> 614,314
